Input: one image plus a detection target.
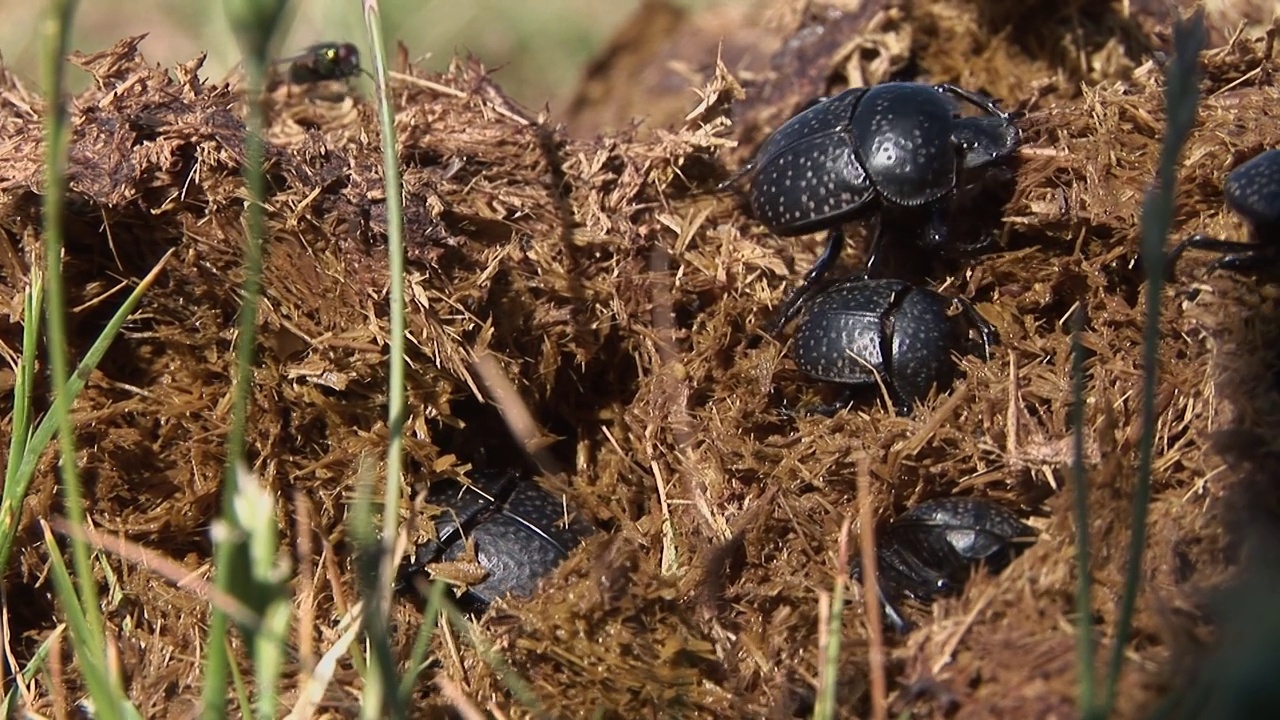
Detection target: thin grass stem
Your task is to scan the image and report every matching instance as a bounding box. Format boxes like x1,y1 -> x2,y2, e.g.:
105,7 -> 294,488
205,0 -> 290,713
1097,11 -> 1206,717
1069,303 -> 1096,714
360,0 -> 409,715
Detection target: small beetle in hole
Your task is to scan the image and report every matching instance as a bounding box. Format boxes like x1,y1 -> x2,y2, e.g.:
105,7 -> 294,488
1168,149 -> 1280,278
402,468 -> 595,611
789,277 -> 998,416
851,497 -> 1035,633
279,42 -> 364,85
720,82 -> 1021,333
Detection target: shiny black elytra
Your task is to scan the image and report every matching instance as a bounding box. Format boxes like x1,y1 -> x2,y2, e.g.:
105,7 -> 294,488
282,42 -> 363,84
1168,149 -> 1280,278
404,469 -> 594,610
720,82 -> 1021,334
851,497 -> 1035,633
790,278 -> 997,415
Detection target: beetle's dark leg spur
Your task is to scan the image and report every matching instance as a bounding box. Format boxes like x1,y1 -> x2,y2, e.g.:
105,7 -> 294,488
878,587 -> 912,634
859,216 -> 892,278
917,202 -> 951,251
714,159 -> 757,193
1166,233 -> 1279,279
763,227 -> 848,336
954,298 -> 1000,360
934,83 -> 1013,120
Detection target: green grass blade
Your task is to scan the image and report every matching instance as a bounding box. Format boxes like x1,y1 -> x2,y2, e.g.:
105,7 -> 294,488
34,1 -> 138,715
204,0 -> 290,714
351,457 -> 400,720
812,582 -> 847,719
5,272 -> 42,486
206,463 -> 293,720
40,0 -> 102,652
227,633 -> 252,717
1098,11 -> 1206,717
397,580 -> 448,704
0,251 -> 172,578
360,0 -> 410,715
1,622 -> 57,717
39,524 -> 128,720
1070,304 -> 1097,714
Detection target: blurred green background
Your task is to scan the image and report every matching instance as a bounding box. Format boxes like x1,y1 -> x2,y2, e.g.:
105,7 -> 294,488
0,1 -> 730,110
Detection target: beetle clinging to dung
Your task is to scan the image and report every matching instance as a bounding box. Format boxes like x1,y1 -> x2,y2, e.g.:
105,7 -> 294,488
721,81 -> 1021,334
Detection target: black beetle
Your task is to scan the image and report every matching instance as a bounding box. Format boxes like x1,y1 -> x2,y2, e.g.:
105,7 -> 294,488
721,82 -> 1021,333
403,468 -> 594,610
789,277 -> 998,415
280,42 -> 363,85
1168,149 -> 1280,278
851,497 -> 1035,633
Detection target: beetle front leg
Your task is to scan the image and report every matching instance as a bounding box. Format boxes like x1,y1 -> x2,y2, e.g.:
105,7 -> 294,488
934,83 -> 1013,120
714,159 -> 757,193
1207,251 -> 1280,275
764,226 -> 847,335
860,217 -> 891,278
1165,233 -> 1275,280
917,202 -> 950,251
878,589 -> 913,634
954,298 -> 1000,360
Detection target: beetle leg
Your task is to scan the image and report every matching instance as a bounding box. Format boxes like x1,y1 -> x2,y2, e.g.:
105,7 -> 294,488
879,589 -> 912,634
1165,233 -> 1275,280
815,387 -> 860,417
954,298 -> 1000,360
764,227 -> 847,335
1207,251 -> 1280,275
860,216 -> 889,277
714,159 -> 757,192
917,202 -> 951,250
933,83 -> 1011,120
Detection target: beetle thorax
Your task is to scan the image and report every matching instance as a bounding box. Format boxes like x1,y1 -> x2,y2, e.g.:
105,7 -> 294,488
852,84 -> 958,206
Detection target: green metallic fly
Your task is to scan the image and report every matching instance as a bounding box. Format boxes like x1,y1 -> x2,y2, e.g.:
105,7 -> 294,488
279,42 -> 364,84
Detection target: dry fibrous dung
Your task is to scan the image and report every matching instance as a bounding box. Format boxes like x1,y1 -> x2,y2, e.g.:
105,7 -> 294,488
2,1 -> 1279,717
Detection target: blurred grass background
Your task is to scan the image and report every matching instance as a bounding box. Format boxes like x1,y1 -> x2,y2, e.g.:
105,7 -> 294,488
0,0 -> 733,110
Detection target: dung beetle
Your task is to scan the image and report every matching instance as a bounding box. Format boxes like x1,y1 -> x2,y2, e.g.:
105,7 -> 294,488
789,278 -> 998,415
1168,149 -> 1280,278
403,468 -> 594,610
279,42 -> 363,85
851,497 -> 1035,633
720,82 -> 1021,334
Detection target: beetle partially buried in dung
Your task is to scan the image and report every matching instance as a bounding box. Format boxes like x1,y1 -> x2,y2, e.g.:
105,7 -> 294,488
401,468 -> 595,611
790,278 -> 998,416
851,497 -> 1036,633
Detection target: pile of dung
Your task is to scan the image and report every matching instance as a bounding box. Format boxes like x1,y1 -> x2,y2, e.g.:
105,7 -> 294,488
1,0 -> 1278,717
